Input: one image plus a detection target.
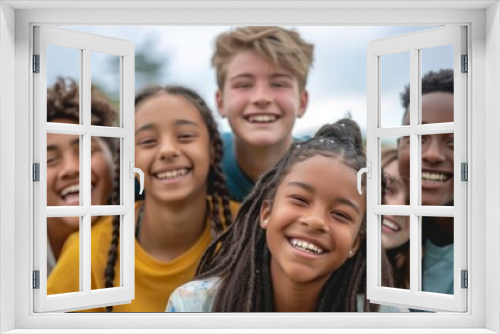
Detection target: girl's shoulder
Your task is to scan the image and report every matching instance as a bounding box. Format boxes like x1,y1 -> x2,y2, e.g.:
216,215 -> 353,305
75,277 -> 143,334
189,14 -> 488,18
166,277 -> 220,312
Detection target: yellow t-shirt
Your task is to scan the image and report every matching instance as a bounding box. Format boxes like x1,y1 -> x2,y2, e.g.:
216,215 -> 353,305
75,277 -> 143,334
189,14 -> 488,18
47,200 -> 235,312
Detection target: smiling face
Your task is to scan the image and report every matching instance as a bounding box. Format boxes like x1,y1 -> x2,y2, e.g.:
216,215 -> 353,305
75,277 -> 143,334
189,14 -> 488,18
46,118 -> 113,229
216,50 -> 308,148
260,155 -> 364,286
398,92 -> 454,206
135,93 -> 211,204
381,159 -> 410,249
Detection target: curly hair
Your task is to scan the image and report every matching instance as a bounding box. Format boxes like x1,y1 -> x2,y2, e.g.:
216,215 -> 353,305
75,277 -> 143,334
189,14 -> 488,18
47,77 -> 117,126
103,85 -> 232,312
400,69 -> 453,123
197,118 -> 393,312
212,26 -> 314,92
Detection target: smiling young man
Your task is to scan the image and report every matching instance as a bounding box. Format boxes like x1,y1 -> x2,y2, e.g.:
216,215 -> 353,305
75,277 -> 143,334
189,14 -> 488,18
212,26 -> 314,203
398,69 -> 455,295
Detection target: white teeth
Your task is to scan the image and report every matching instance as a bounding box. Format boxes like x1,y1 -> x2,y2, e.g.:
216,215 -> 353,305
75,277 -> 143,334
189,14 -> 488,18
289,238 -> 324,255
156,168 -> 189,180
382,219 -> 400,232
60,184 -> 80,197
248,114 -> 277,123
422,172 -> 450,182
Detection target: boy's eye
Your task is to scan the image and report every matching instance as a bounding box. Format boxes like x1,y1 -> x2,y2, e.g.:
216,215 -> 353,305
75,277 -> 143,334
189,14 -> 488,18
271,81 -> 290,88
47,155 -> 59,165
233,81 -> 252,89
446,137 -> 454,149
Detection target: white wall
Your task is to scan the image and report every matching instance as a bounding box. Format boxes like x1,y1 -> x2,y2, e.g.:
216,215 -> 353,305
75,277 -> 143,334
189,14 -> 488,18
0,1 -> 16,333
486,2 -> 500,332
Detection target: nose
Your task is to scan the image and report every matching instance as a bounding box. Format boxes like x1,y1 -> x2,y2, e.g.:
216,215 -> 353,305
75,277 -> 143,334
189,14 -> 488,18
422,136 -> 445,165
300,211 -> 328,233
251,83 -> 272,109
158,137 -> 180,161
60,154 -> 79,179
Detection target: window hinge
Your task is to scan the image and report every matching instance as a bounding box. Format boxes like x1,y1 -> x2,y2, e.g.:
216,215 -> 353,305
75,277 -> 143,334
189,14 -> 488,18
461,270 -> 468,289
33,270 -> 40,289
461,162 -> 468,181
33,54 -> 40,73
33,163 -> 40,182
461,54 -> 468,73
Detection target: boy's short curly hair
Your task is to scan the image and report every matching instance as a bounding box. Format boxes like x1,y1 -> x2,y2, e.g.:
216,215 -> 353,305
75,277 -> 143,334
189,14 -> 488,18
212,26 -> 314,92
400,69 -> 454,110
47,77 -> 117,126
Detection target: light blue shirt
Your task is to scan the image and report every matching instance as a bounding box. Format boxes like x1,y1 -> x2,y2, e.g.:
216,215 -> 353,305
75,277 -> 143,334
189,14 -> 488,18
166,277 -> 407,312
422,239 -> 454,295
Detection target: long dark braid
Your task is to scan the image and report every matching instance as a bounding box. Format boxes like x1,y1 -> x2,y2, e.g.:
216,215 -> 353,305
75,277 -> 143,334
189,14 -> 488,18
103,85 -> 232,311
197,118 -> 393,312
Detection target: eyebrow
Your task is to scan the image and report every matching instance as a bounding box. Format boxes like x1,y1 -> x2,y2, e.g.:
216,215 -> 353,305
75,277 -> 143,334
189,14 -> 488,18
47,138 -> 79,151
135,120 -> 200,135
286,181 -> 361,214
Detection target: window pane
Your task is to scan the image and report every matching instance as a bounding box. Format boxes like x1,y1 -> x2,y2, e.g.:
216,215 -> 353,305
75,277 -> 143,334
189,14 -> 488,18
47,216 -> 80,294
381,215 -> 410,290
89,136 -> 119,206
420,133 -> 454,206
47,133 -> 81,207
381,136 -> 409,206
91,52 -> 120,127
47,44 -> 81,124
91,215 -> 121,291
420,45 -> 454,124
380,51 -> 409,128
421,216 -> 454,295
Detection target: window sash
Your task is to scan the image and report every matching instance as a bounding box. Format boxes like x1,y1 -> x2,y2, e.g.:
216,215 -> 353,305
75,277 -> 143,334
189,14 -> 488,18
32,25 -> 136,313
366,25 -> 467,312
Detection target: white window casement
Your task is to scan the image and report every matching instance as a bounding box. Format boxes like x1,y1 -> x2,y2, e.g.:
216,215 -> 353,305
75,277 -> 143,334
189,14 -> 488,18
33,25 -> 136,313
1,1 -> 499,334
366,26 -> 468,312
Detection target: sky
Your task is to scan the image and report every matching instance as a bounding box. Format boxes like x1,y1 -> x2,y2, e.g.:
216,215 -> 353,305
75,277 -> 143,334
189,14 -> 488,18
50,25 -> 453,141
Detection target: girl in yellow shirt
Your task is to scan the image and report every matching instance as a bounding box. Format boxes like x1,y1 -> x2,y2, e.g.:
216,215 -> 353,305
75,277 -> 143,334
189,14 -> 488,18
48,86 -> 234,312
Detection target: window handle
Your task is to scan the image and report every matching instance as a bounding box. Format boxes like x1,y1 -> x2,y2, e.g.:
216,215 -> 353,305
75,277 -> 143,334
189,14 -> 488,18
130,161 -> 144,195
357,162 -> 371,195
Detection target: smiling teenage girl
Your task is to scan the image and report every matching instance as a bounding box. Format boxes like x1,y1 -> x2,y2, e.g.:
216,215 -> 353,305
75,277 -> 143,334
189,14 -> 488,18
381,148 -> 410,290
167,119 -> 399,312
48,86 -> 234,312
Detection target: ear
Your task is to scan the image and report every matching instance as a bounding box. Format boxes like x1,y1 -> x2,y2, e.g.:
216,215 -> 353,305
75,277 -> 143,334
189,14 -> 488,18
260,200 -> 271,230
349,236 -> 362,258
216,90 -> 226,118
297,89 -> 309,119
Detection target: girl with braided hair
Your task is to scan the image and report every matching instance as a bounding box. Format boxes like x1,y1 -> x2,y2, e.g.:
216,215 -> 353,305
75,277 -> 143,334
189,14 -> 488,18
167,118 -> 401,312
48,85 -> 235,312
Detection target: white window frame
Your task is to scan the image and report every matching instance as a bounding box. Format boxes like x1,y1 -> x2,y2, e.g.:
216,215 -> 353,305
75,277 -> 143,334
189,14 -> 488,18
1,1 -> 499,333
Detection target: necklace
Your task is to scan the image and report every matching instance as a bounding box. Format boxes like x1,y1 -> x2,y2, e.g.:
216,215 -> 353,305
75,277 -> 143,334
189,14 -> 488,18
135,204 -> 145,242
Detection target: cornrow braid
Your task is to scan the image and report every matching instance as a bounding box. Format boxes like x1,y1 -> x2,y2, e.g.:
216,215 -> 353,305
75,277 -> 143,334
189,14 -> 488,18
197,118 -> 393,312
103,85 -> 232,311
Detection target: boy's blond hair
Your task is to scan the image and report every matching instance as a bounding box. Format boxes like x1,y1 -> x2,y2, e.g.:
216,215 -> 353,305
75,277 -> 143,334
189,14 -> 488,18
212,26 -> 314,92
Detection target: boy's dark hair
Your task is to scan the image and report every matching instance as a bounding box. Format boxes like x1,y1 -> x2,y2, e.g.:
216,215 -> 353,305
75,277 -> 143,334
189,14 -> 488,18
103,85 -> 233,312
197,118 -> 393,312
47,77 -> 117,126
400,69 -> 454,123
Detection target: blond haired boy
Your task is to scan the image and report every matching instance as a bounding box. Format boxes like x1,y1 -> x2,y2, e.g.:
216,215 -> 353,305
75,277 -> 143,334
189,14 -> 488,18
213,26 -> 314,202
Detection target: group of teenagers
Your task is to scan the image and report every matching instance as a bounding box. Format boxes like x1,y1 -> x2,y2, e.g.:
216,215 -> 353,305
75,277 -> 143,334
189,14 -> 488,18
45,26 -> 455,313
